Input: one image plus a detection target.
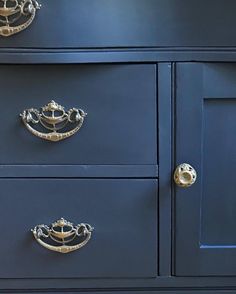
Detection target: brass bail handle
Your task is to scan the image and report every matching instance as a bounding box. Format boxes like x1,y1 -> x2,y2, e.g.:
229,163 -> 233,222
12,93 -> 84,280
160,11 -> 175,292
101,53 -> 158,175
174,163 -> 197,188
0,0 -> 41,37
20,100 -> 87,142
31,218 -> 94,254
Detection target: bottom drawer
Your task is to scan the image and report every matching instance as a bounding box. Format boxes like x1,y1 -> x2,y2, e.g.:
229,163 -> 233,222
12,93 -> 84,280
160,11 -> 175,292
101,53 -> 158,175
0,179 -> 157,279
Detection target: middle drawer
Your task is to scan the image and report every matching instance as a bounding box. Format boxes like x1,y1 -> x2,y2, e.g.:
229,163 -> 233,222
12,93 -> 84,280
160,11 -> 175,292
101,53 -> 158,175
0,63 -> 157,166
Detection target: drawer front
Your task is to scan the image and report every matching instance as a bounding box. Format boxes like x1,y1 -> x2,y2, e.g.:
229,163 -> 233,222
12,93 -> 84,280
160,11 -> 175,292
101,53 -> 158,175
0,179 -> 157,279
0,64 -> 156,166
1,0 -> 236,48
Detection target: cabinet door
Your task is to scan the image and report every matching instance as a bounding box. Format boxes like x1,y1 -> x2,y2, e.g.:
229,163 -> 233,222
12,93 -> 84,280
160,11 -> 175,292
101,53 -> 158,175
175,63 -> 236,276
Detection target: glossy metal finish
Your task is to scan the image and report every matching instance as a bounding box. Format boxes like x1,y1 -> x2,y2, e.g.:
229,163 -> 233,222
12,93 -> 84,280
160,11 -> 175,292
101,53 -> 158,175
20,100 -> 87,142
32,218 -> 94,254
0,0 -> 41,37
174,163 -> 197,188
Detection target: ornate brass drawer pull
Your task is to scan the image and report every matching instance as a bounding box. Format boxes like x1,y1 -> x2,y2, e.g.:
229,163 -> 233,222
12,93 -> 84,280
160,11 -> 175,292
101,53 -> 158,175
20,100 -> 87,142
0,0 -> 41,37
32,218 -> 94,254
174,163 -> 197,188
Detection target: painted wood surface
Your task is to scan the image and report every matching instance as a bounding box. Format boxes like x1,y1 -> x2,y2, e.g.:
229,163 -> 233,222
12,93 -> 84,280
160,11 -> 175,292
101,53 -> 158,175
1,0 -> 236,48
0,64 -> 157,169
0,179 -> 157,279
175,63 -> 236,276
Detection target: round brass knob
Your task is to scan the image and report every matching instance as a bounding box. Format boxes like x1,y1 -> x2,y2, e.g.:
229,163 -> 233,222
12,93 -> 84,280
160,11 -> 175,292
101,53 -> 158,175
174,163 -> 197,188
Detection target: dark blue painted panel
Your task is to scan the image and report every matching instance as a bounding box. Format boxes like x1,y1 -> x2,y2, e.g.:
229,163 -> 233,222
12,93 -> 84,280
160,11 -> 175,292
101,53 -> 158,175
201,99 -> 236,245
175,63 -> 236,276
2,49 -> 236,64
0,64 -> 156,166
21,291 -> 236,294
0,179 -> 157,278
1,0 -> 236,48
3,275 -> 236,291
158,63 -> 172,276
0,164 -> 158,178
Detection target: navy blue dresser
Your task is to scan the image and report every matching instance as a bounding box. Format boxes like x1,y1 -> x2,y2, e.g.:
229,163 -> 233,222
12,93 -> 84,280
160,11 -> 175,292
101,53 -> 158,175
0,1 -> 236,294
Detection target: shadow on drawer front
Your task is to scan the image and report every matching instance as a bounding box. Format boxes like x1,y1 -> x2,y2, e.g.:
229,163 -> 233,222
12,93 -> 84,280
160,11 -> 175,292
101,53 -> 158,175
0,179 -> 157,279
0,64 -> 157,166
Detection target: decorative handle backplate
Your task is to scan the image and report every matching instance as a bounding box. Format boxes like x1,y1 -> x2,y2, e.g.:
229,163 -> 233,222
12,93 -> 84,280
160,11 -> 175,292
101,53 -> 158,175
20,100 -> 87,142
32,218 -> 94,254
174,163 -> 197,188
0,0 -> 41,37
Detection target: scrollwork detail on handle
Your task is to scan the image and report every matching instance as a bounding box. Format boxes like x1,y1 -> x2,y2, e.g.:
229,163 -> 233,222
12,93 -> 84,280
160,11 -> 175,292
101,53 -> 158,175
0,0 -> 41,37
31,218 -> 94,254
20,100 -> 87,142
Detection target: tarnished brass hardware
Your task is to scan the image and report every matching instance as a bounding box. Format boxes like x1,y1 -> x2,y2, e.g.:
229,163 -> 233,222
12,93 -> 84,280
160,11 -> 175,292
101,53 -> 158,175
20,100 -> 87,142
32,218 -> 94,254
0,0 -> 41,37
174,163 -> 197,188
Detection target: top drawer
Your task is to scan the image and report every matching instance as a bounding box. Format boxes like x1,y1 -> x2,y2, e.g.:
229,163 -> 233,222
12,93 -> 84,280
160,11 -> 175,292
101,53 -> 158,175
0,0 -> 236,48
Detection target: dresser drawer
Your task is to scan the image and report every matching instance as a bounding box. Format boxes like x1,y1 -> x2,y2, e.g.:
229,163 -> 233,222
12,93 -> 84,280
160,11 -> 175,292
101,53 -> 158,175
0,64 -> 156,167
0,179 -> 157,279
1,0 -> 236,48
